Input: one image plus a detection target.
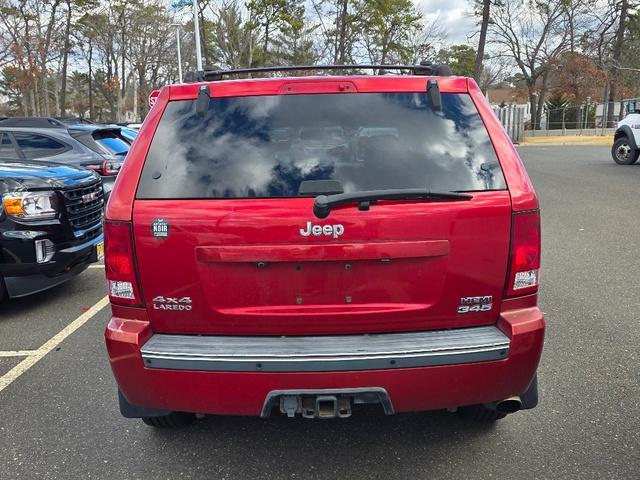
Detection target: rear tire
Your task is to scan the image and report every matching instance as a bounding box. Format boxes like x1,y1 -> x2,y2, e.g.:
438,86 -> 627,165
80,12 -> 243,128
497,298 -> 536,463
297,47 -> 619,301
612,137 -> 639,165
458,404 -> 506,422
141,412 -> 196,428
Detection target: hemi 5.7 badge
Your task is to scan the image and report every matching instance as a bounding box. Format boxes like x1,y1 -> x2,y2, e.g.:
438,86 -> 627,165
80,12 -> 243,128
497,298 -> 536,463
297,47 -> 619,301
457,296 -> 493,314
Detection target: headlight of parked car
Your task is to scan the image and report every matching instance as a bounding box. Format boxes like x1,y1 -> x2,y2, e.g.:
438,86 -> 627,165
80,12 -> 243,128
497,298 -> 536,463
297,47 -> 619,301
2,191 -> 59,220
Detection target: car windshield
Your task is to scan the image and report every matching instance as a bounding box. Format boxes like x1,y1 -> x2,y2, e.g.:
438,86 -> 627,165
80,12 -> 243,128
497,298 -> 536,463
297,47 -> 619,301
138,92 -> 506,199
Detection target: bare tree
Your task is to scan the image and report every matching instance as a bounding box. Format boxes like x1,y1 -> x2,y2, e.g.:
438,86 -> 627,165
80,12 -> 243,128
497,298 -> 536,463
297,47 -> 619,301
490,0 -> 570,129
479,55 -> 509,90
309,0 -> 365,64
58,0 -> 72,115
607,0 -> 631,125
409,13 -> 448,64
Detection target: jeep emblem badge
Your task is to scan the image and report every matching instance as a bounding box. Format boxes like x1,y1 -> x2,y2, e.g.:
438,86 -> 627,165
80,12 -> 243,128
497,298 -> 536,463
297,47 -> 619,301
299,221 -> 344,239
151,218 -> 170,238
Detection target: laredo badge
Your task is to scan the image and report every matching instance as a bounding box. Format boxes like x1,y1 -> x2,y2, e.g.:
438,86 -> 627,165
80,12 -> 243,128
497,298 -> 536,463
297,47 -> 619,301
151,218 -> 170,238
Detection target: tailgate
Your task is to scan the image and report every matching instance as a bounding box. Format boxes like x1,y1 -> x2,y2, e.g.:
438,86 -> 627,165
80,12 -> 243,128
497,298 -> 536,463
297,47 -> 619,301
131,88 -> 512,335
133,193 -> 511,335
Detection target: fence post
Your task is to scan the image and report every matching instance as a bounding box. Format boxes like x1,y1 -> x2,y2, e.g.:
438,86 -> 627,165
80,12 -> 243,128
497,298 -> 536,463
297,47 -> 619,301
508,105 -> 513,140
579,106 -> 583,135
516,108 -> 523,142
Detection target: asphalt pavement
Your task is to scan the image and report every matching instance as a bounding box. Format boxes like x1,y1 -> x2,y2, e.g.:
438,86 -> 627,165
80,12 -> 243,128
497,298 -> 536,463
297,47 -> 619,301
0,145 -> 638,479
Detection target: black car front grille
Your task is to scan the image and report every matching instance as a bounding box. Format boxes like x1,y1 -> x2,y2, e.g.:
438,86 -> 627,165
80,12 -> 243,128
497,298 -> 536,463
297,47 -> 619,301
61,180 -> 104,231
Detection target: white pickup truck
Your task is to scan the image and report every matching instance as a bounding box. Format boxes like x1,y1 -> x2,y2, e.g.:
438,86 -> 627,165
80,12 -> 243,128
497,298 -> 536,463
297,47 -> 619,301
612,108 -> 640,164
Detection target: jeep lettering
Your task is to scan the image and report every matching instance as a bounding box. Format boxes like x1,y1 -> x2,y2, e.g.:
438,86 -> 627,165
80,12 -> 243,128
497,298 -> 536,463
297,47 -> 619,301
300,222 -> 345,238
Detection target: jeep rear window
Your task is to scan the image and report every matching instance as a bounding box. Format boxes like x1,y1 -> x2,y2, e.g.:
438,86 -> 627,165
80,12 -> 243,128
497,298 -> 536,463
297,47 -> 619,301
138,92 -> 505,199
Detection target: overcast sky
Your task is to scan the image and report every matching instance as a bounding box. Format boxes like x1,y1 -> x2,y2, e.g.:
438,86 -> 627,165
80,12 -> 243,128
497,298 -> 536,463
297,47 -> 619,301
414,0 -> 477,45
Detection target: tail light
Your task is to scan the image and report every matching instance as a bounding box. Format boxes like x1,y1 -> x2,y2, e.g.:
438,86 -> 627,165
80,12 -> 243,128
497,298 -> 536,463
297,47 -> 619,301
506,210 -> 541,297
101,161 -> 120,176
105,220 -> 143,306
85,162 -> 120,175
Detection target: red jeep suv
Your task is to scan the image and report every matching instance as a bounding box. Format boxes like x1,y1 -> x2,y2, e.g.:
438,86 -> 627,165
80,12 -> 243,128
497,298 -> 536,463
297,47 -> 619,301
104,65 -> 544,427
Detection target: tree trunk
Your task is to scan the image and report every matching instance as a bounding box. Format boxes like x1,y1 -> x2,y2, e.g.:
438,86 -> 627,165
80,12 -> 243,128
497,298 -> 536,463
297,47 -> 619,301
608,0 -> 628,126
264,20 -> 270,59
132,72 -> 138,122
528,86 -> 537,130
619,98 -> 625,122
39,0 -> 61,116
474,0 -> 490,83
137,66 -> 147,119
30,89 -> 37,116
200,9 -> 209,66
121,10 -> 126,115
535,96 -> 544,130
59,0 -> 72,116
535,80 -> 548,130
575,104 -> 582,129
21,93 -> 29,116
88,41 -> 94,120
337,0 -> 349,63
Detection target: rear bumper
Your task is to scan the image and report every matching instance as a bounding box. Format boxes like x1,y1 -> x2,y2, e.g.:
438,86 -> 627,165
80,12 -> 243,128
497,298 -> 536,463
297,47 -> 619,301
140,326 -> 510,372
105,303 -> 544,416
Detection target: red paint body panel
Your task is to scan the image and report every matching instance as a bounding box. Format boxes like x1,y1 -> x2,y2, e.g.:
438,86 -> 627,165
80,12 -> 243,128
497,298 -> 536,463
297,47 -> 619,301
132,192 -> 511,335
105,300 -> 544,415
467,79 -> 539,212
104,73 -> 544,416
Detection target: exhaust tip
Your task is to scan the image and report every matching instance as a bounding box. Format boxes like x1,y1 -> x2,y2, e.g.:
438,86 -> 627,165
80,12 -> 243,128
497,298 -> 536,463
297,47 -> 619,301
496,396 -> 522,414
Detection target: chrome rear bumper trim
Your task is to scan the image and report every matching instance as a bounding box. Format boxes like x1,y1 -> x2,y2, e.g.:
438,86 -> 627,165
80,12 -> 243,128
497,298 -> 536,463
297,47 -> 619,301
140,326 -> 510,373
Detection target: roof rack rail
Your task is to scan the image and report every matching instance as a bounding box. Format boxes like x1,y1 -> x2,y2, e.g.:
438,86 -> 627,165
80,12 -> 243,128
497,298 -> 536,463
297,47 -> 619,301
184,62 -> 452,83
0,117 -> 66,128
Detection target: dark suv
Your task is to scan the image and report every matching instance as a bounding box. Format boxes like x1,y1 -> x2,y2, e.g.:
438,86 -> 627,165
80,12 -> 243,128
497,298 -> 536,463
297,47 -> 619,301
104,65 -> 544,428
0,117 -> 131,196
0,159 -> 104,300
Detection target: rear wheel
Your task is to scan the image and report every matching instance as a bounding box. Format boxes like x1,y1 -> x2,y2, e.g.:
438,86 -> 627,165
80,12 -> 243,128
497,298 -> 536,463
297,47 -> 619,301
458,404 -> 506,422
141,412 -> 196,428
612,137 -> 639,165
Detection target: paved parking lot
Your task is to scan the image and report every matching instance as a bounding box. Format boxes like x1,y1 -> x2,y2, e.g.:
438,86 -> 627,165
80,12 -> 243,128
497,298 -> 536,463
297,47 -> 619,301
1,145 -> 638,479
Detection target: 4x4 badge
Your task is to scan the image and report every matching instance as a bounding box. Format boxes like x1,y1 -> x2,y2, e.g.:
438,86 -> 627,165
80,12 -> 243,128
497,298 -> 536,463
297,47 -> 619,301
151,218 -> 170,238
152,296 -> 192,311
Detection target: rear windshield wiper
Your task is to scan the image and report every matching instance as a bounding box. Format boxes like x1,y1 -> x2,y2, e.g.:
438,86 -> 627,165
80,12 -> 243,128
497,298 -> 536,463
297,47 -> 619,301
313,189 -> 473,219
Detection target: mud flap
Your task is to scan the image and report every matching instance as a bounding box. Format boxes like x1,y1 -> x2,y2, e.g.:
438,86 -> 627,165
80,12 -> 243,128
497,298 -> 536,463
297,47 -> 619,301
520,374 -> 539,410
118,389 -> 171,418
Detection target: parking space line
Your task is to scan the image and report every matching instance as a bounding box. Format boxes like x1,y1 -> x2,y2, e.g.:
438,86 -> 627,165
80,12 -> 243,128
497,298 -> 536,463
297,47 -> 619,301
0,296 -> 109,393
88,264 -> 105,269
0,350 -> 41,357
